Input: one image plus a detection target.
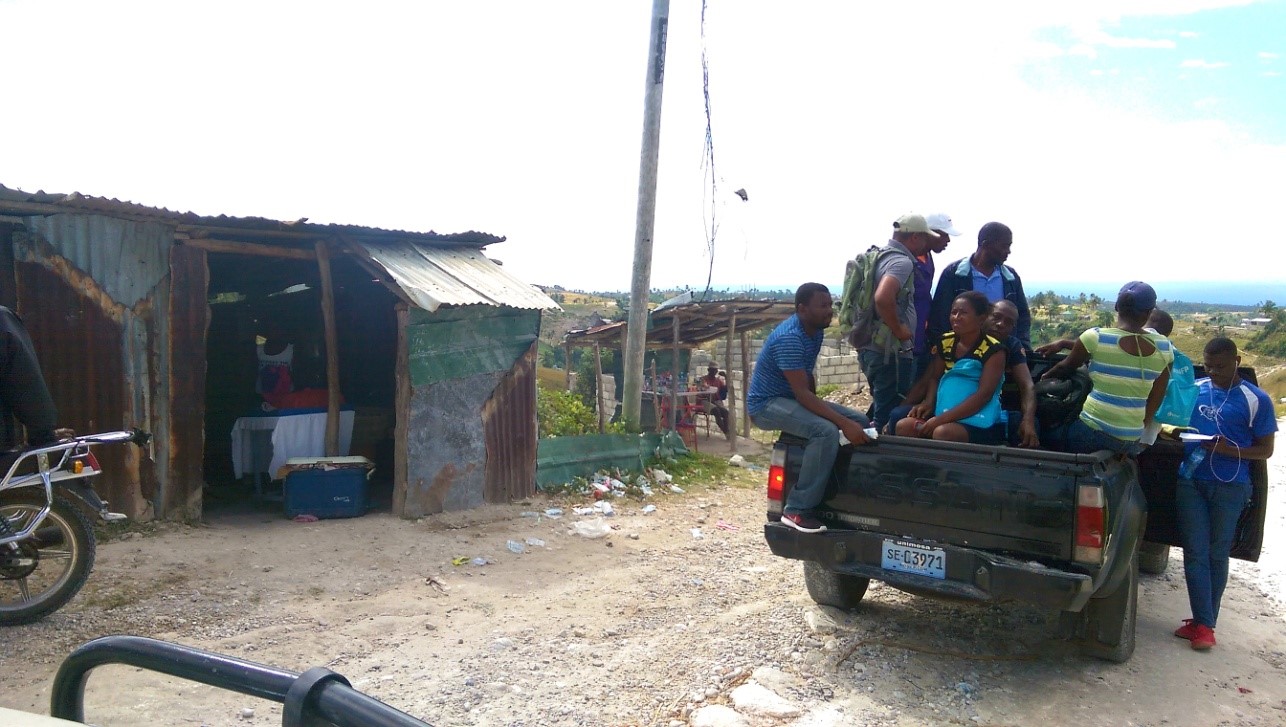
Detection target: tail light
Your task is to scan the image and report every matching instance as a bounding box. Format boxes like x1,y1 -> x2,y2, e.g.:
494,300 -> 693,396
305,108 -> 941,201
1074,484 -> 1105,563
767,446 -> 786,503
767,465 -> 785,502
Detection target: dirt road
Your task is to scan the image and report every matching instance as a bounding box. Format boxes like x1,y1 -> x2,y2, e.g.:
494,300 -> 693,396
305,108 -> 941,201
3,433 -> 1285,727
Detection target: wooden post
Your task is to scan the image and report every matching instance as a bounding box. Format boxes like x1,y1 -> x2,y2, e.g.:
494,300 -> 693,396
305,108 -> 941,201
564,343 -> 573,391
725,313 -> 738,451
315,240 -> 341,456
594,343 -> 605,433
621,0 -> 672,429
392,303 -> 410,517
669,316 -> 680,431
740,330 -> 751,438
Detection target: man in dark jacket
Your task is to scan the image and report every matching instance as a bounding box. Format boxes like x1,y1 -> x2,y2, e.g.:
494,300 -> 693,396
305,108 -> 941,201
927,221 -> 1032,354
0,306 -> 59,450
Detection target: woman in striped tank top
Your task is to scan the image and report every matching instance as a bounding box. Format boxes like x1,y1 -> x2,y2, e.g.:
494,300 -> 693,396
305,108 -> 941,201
1040,281 -> 1174,454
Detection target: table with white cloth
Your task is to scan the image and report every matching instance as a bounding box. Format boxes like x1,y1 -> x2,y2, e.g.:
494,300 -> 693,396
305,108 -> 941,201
230,408 -> 356,497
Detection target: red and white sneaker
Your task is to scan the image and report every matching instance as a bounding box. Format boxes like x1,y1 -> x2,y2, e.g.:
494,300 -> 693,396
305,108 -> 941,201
780,513 -> 827,533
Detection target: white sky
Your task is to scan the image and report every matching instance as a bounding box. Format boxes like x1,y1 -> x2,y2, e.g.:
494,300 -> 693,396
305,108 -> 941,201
1,0 -> 1283,293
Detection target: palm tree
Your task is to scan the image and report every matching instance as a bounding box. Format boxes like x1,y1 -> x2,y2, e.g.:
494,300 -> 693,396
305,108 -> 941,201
1259,300 -> 1277,318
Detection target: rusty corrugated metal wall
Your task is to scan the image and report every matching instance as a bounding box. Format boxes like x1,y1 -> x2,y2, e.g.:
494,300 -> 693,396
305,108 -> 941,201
483,340 -> 538,503
12,215 -> 173,519
398,306 -> 541,516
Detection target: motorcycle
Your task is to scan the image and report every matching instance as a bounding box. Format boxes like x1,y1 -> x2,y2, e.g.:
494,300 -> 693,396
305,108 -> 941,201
0,430 -> 148,625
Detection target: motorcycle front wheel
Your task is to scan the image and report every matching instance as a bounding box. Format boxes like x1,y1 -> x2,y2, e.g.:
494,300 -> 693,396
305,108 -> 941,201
0,490 -> 96,625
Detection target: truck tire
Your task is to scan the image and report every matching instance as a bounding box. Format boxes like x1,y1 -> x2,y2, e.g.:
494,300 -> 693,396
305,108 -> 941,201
803,562 -> 869,609
1138,541 -> 1170,575
1078,553 -> 1138,663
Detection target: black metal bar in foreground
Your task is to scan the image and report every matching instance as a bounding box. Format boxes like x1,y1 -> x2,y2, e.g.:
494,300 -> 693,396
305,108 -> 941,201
51,635 -> 432,727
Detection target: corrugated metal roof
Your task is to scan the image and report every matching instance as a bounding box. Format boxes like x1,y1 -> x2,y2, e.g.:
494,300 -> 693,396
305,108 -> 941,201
0,184 -> 504,247
563,299 -> 796,347
360,241 -> 559,312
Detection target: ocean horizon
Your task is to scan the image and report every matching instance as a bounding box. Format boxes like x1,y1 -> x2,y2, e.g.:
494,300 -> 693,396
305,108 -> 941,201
730,280 -> 1281,308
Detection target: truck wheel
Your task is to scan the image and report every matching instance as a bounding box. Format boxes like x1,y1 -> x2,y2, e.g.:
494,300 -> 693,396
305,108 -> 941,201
1078,553 -> 1138,663
803,562 -> 869,609
1138,541 -> 1170,575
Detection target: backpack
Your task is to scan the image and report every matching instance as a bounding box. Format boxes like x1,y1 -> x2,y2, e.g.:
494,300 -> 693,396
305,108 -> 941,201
1034,368 -> 1093,430
838,245 -> 914,351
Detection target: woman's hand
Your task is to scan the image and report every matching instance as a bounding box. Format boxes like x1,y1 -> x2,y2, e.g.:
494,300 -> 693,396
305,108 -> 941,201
918,417 -> 942,438
908,403 -> 933,420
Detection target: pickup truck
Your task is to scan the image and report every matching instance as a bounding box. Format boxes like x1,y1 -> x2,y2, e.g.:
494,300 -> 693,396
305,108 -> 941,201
762,359 -> 1269,662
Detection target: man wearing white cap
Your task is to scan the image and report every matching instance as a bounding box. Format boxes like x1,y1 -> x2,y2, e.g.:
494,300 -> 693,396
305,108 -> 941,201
857,214 -> 939,429
911,213 -> 961,381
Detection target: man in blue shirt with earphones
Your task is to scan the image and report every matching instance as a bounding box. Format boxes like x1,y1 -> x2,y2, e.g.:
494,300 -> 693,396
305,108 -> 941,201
1173,336 -> 1277,651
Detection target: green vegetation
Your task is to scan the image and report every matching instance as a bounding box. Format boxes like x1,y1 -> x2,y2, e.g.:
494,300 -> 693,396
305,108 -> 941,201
815,384 -> 840,398
536,388 -> 596,438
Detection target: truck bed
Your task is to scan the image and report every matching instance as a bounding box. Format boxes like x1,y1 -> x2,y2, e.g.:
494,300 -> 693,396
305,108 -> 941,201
776,433 -> 1123,564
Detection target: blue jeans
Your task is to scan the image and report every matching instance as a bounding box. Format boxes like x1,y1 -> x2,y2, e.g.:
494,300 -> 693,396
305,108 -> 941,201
1046,419 -> 1139,455
858,350 -> 912,430
1177,478 -> 1251,628
885,404 -> 914,435
912,351 -> 933,385
751,398 -> 868,515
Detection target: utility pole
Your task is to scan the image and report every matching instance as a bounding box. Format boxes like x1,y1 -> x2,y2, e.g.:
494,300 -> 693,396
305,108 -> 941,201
622,0 -> 671,429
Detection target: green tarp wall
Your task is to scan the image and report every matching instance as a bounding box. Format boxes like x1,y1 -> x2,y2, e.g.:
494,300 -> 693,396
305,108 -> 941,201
408,306 -> 540,386
535,432 -> 687,489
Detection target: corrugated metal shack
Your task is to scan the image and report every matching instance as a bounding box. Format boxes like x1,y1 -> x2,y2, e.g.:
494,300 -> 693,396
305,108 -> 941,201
0,184 -> 558,521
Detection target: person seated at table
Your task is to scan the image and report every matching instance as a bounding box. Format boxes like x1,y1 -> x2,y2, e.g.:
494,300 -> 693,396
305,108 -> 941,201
259,335 -> 340,411
894,291 -> 1008,444
256,322 -> 295,405
698,364 -> 730,434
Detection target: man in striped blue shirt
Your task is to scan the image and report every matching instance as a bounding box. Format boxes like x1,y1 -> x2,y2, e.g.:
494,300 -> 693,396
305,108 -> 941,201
749,283 -> 873,533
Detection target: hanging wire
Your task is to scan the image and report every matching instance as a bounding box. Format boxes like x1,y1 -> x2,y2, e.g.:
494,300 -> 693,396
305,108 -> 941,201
699,0 -> 718,302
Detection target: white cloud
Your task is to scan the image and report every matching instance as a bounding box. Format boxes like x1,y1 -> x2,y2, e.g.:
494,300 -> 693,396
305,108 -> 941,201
1265,70 -> 1283,77
1096,34 -> 1177,49
1179,30 -> 1200,38
0,0 -> 1280,292
1193,97 -> 1221,109
1180,59 -> 1231,69
1259,51 -> 1281,60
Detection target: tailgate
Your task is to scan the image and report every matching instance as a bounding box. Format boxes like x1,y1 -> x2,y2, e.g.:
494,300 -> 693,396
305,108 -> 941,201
787,435 -> 1113,561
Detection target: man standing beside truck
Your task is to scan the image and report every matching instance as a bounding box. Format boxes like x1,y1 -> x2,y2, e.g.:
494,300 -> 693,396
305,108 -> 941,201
1174,337 -> 1277,651
858,214 -> 938,429
748,283 -> 872,533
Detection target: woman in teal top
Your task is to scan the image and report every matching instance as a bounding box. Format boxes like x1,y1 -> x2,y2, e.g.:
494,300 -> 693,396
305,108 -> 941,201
894,291 -> 1007,444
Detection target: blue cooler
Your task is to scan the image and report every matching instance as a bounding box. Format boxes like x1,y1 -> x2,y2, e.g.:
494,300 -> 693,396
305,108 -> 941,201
282,457 -> 373,519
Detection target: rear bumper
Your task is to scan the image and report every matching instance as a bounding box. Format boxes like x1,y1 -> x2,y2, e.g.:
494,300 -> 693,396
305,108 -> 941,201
765,522 -> 1096,612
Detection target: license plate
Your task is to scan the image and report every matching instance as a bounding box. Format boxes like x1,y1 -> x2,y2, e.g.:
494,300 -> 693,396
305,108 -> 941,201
881,539 -> 946,579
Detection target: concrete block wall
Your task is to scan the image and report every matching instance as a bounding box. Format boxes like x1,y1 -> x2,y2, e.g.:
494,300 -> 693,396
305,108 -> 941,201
599,376 -> 617,420
703,338 -> 864,389
683,339 -> 865,430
